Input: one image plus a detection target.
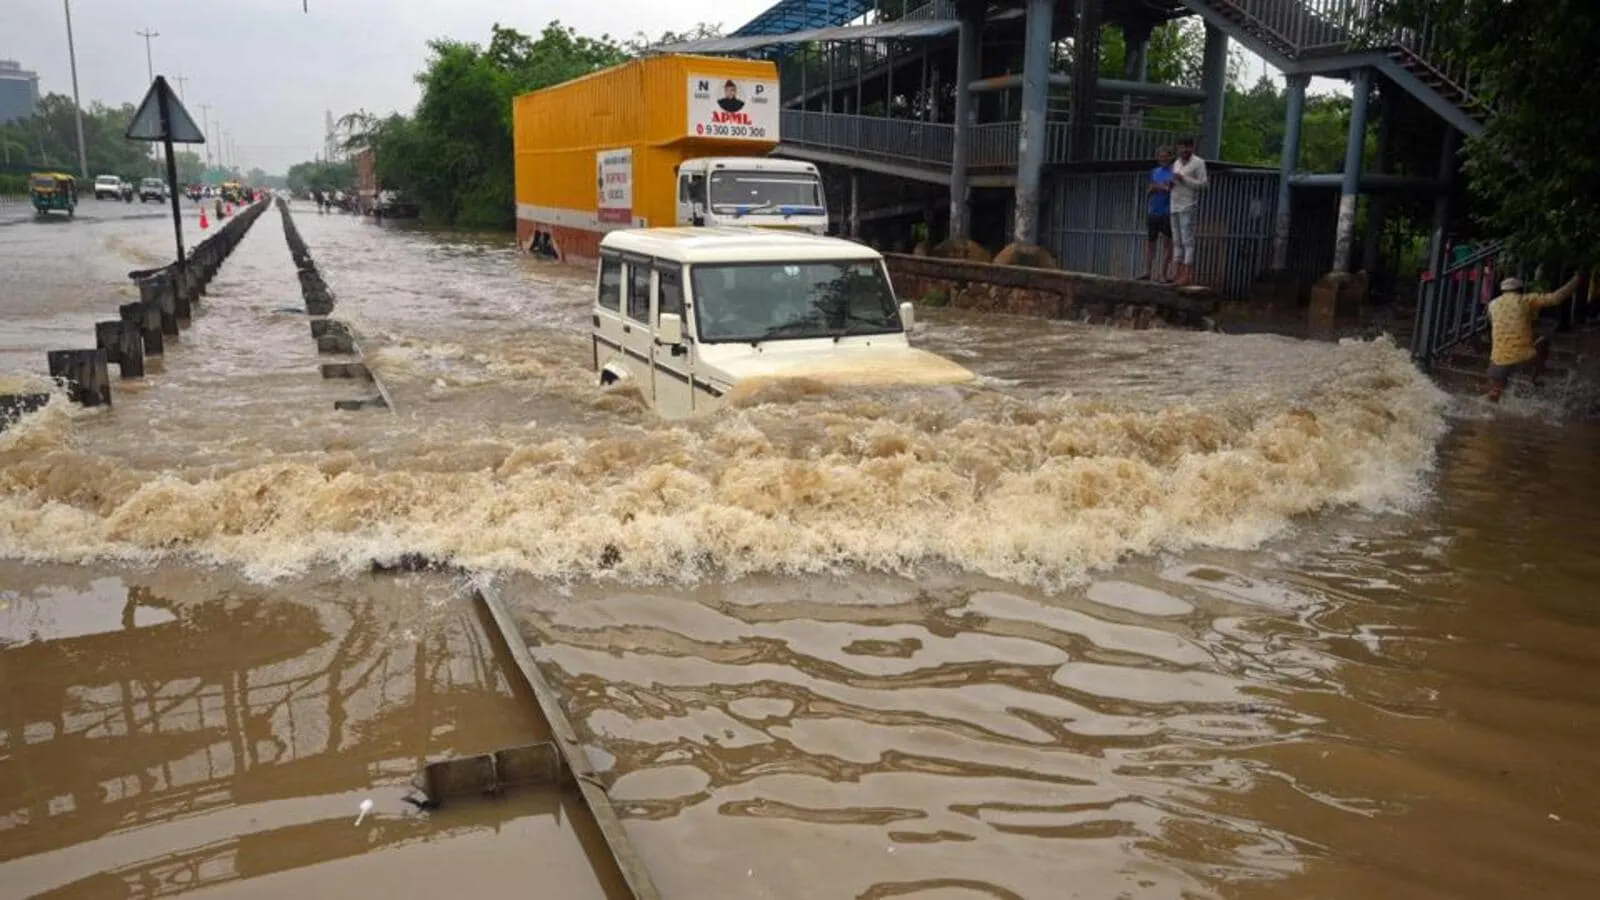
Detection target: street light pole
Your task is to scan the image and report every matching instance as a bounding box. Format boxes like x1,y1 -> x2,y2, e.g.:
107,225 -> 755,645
136,28 -> 160,175
136,28 -> 158,81
200,103 -> 212,172
173,73 -> 188,102
62,0 -> 89,178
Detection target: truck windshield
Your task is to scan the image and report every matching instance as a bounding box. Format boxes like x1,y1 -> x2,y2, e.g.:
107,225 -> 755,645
690,260 -> 902,343
709,172 -> 823,214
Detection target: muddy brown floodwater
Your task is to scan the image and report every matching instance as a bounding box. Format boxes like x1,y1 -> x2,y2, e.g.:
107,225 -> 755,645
2,201 -> 1599,898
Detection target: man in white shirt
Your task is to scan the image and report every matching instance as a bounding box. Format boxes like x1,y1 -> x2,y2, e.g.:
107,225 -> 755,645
1168,136 -> 1208,287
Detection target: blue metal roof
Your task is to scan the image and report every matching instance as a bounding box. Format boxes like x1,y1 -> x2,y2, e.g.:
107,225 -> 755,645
656,19 -> 964,54
731,0 -> 877,38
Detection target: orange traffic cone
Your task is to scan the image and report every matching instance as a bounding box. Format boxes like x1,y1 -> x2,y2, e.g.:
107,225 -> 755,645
199,207 -> 209,229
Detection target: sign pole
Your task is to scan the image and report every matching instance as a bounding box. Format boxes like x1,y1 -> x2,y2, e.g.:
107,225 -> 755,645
126,75 -> 205,261
156,82 -> 186,266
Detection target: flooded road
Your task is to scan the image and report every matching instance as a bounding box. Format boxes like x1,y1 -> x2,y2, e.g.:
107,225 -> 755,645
3,201 -> 1598,898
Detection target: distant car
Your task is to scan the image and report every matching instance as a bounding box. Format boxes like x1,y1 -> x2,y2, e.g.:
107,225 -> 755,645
93,175 -> 123,200
138,178 -> 168,203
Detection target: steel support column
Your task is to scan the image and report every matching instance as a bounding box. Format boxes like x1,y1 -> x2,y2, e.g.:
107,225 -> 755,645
1198,23 -> 1228,160
849,170 -> 860,239
1270,73 -> 1308,271
1011,0 -> 1057,246
1416,127 -> 1460,364
1333,68 -> 1372,274
1067,0 -> 1099,164
1121,19 -> 1152,128
1362,87 -> 1393,274
948,1 -> 983,241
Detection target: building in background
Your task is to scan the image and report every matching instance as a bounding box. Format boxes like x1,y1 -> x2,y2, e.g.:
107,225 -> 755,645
0,59 -> 41,124
352,145 -> 376,214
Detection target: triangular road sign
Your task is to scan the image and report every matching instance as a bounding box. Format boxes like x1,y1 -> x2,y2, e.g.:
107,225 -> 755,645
126,76 -> 205,143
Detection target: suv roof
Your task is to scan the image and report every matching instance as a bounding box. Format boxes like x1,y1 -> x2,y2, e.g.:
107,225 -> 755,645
95,175 -> 120,182
600,227 -> 878,264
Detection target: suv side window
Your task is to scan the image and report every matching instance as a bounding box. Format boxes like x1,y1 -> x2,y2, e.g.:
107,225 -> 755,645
598,258 -> 622,311
657,266 -> 684,321
627,262 -> 651,322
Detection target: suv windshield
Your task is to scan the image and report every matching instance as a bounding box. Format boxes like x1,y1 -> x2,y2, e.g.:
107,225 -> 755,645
690,260 -> 902,343
709,172 -> 823,214
95,176 -> 118,185
141,179 -> 164,188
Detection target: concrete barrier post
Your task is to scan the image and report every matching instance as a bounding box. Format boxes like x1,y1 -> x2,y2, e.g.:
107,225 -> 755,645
317,332 -> 355,354
169,267 -> 194,323
120,301 -> 163,356
47,349 -> 112,407
0,393 -> 52,430
116,324 -> 145,378
95,321 -> 125,366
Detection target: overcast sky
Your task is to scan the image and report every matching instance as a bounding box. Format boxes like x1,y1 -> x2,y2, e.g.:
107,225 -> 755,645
2,0 -> 773,173
4,2 -> 1324,175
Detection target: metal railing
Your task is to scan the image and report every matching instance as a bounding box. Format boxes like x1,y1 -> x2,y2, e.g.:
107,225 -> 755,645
1411,240 -> 1504,367
782,110 -> 955,164
779,109 -> 1182,167
1043,168 -> 1294,301
1198,0 -> 1482,112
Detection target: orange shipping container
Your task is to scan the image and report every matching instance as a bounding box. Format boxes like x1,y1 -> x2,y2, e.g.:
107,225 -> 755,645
513,54 -> 782,263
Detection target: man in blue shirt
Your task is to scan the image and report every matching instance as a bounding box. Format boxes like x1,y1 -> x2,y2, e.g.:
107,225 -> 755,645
1140,147 -> 1175,282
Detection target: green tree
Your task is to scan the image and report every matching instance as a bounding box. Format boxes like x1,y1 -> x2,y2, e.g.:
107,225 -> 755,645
293,20 -> 713,230
345,22 -> 633,228
1380,0 -> 1600,264
286,159 -> 355,194
0,93 -> 157,177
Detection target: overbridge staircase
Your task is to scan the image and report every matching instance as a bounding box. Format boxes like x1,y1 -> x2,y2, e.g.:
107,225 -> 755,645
1178,0 -> 1489,136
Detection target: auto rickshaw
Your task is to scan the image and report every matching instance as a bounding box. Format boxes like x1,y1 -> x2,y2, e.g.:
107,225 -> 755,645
220,180 -> 244,204
29,172 -> 78,217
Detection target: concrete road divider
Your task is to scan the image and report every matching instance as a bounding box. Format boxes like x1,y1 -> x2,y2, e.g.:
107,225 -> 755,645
26,198 -> 271,417
47,349 -> 112,408
274,200 -> 398,415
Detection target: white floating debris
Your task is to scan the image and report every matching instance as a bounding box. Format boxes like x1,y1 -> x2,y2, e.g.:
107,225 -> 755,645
355,798 -> 374,826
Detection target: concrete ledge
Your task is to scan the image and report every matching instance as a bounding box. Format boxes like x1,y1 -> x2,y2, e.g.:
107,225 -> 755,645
321,362 -> 373,380
885,253 -> 1221,330
334,396 -> 388,411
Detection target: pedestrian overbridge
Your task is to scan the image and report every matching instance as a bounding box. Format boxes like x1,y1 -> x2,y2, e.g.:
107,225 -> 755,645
652,0 -> 1485,310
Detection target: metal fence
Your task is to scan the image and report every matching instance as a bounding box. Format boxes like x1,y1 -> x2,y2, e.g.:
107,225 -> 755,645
780,109 -> 1183,168
1215,0 -> 1480,105
1040,168 -> 1337,300
1410,241 -> 1502,367
782,110 -> 955,164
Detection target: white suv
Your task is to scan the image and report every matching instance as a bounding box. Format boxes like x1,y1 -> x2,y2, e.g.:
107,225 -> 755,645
138,178 -> 168,202
94,175 -> 124,200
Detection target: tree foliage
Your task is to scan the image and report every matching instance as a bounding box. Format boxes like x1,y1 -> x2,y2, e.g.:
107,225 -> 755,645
1,92 -> 248,187
2,94 -> 156,179
286,159 -> 353,194
1383,0 -> 1600,264
309,21 -> 713,229
1097,22 -> 1356,173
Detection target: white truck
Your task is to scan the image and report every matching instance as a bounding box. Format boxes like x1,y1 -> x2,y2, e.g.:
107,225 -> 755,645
675,157 -> 828,235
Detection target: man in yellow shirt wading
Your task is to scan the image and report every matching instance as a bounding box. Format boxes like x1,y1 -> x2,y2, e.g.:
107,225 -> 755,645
1484,273 -> 1581,402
